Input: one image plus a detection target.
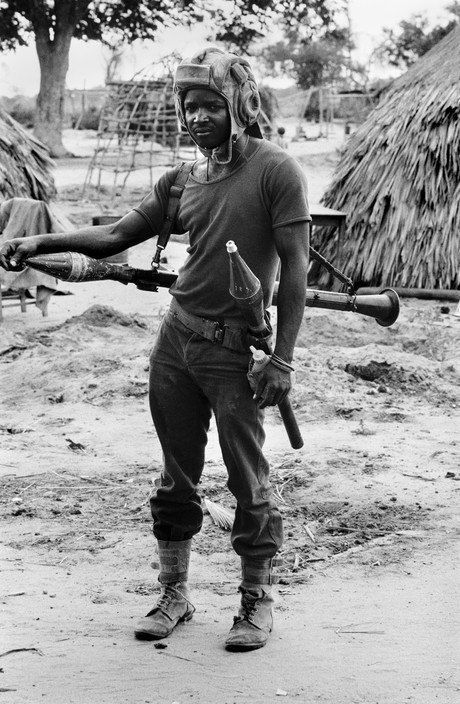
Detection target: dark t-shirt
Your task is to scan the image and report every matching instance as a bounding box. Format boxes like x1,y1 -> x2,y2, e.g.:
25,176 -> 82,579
134,137 -> 310,320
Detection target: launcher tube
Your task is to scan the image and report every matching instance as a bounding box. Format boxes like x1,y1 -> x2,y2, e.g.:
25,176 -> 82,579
272,284 -> 400,327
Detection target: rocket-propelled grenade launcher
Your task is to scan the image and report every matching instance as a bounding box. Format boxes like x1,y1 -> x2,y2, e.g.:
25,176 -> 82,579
226,240 -> 304,450
25,252 -> 399,327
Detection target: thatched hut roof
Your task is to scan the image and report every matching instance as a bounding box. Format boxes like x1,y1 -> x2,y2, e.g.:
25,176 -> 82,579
0,106 -> 55,202
317,24 -> 460,290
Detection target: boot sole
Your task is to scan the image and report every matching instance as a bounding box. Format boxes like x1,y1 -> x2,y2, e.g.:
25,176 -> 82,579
225,640 -> 267,652
134,611 -> 194,641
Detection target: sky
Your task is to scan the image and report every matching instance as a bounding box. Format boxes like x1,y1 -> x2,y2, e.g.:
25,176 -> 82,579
0,0 -> 453,97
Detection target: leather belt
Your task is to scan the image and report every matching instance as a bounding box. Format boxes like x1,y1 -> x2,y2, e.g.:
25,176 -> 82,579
169,298 -> 249,353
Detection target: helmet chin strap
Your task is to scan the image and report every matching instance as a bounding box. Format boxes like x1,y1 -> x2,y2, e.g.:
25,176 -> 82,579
196,127 -> 245,165
201,133 -> 249,181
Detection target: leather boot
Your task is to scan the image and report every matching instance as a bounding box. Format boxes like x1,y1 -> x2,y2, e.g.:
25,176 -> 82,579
225,555 -> 281,652
225,584 -> 274,651
134,539 -> 195,640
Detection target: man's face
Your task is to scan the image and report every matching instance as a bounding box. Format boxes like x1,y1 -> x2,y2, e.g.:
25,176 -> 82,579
183,88 -> 230,150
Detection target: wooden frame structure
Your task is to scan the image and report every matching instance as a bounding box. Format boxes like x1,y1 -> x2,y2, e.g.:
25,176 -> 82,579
82,77 -> 195,198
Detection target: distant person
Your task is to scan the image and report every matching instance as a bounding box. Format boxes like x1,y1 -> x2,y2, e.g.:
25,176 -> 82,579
0,47 -> 310,652
274,126 -> 289,150
262,123 -> 273,141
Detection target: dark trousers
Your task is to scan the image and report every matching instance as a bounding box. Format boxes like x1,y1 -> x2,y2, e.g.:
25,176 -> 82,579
148,308 -> 283,560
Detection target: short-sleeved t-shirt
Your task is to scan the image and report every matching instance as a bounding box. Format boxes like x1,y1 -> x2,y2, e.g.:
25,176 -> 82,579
134,137 -> 310,321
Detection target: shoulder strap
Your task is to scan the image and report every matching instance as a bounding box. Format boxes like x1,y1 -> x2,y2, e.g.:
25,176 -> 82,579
151,161 -> 194,269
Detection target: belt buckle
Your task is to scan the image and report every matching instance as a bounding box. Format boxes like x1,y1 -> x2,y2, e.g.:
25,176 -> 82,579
213,321 -> 227,344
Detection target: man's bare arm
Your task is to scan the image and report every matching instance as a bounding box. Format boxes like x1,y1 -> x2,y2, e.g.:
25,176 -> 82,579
272,221 -> 310,363
253,221 -> 309,409
0,210 -> 150,271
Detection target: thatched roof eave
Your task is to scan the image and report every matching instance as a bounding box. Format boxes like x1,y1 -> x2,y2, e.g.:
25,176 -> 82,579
0,107 -> 55,203
316,24 -> 460,290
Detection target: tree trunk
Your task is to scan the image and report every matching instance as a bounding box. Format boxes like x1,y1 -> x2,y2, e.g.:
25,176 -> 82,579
34,25 -> 74,157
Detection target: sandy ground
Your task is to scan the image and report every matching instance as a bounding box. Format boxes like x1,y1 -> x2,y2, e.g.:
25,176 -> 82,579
1,129 -> 460,704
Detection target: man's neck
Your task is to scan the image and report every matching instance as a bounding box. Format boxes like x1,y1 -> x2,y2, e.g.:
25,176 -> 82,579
194,134 -> 250,182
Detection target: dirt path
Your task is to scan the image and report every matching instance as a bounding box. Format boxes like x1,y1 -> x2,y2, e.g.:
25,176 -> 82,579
2,541 -> 458,703
2,265 -> 459,703
1,133 -> 460,702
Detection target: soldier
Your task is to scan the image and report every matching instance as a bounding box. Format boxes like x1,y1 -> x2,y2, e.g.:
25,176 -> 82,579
0,47 -> 310,651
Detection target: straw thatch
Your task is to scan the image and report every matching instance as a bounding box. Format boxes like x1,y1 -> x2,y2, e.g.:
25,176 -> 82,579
316,24 -> 460,290
0,106 -> 55,202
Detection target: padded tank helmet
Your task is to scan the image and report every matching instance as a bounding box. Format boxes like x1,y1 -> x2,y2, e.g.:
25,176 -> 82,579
174,47 -> 262,164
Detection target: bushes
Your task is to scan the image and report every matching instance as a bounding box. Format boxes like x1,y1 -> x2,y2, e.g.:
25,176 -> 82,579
71,106 -> 101,130
0,95 -> 35,128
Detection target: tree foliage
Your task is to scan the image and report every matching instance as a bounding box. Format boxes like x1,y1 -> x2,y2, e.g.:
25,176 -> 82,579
262,31 -> 357,90
0,0 -> 342,155
211,0 -> 342,51
260,2 -> 368,93
377,2 -> 460,69
0,1 -> 204,52
0,0 -> 344,55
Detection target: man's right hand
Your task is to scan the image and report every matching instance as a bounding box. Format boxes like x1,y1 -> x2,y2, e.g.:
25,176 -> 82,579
0,237 -> 39,271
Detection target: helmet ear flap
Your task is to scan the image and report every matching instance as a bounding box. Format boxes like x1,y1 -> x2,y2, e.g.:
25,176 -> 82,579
230,63 -> 260,127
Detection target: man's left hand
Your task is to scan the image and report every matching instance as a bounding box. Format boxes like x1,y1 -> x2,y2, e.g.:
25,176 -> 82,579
251,362 -> 292,408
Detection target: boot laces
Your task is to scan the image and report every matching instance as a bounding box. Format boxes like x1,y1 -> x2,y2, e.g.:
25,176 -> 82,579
238,591 -> 260,621
154,583 -> 196,615
157,584 -> 180,610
